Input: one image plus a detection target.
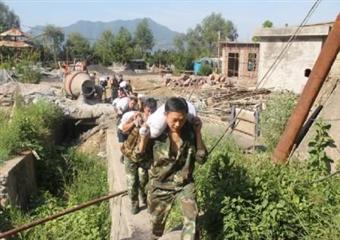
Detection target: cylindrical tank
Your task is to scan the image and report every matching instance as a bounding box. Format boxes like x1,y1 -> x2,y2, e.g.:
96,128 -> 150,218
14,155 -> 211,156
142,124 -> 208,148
64,71 -> 95,99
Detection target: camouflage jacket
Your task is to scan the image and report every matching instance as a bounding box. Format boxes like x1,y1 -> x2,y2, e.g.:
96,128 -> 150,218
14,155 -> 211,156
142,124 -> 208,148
149,122 -> 207,191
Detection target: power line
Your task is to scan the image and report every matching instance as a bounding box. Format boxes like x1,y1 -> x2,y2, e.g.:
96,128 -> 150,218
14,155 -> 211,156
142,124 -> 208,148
199,0 -> 323,155
256,0 -> 323,88
0,0 -> 325,238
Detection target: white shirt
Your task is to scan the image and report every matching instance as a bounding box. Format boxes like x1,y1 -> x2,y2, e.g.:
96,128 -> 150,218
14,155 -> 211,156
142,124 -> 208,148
118,111 -> 137,131
112,97 -> 130,114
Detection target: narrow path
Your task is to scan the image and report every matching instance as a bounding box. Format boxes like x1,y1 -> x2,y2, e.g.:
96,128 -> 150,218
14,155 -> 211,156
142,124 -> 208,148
106,127 -> 152,240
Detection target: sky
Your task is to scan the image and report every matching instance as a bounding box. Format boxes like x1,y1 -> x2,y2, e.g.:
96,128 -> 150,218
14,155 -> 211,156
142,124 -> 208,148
3,0 -> 340,41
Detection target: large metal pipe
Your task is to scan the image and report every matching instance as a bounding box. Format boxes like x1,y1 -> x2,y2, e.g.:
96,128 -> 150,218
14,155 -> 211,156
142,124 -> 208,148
272,14 -> 340,164
64,71 -> 95,99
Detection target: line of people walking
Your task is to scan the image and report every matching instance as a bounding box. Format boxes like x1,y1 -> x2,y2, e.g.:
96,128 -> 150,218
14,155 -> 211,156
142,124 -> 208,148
112,74 -> 207,240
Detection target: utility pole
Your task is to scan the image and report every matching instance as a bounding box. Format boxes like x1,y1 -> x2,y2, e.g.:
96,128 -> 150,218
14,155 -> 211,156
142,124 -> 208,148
272,14 -> 340,164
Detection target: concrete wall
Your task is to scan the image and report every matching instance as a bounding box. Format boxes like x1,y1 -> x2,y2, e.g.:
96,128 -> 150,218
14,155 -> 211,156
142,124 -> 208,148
257,38 -> 324,93
0,152 -> 37,209
294,81 -> 340,171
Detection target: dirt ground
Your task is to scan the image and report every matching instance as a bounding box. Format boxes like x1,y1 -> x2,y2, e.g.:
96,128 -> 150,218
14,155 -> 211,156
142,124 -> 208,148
125,73 -> 176,98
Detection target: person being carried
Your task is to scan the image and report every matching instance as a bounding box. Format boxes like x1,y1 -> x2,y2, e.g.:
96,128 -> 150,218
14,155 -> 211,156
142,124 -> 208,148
147,97 -> 207,240
119,97 -> 158,214
113,94 -> 138,161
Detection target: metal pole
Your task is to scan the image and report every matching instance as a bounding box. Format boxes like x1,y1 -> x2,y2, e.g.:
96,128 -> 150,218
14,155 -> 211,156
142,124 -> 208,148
0,190 -> 127,239
272,14 -> 340,164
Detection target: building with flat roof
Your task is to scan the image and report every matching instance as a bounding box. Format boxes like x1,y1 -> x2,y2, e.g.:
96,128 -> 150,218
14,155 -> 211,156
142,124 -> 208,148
253,22 -> 335,93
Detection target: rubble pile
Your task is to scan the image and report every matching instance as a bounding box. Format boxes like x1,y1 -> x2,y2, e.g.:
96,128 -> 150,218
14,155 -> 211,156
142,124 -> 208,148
189,86 -> 271,123
0,82 -> 115,119
163,73 -> 230,88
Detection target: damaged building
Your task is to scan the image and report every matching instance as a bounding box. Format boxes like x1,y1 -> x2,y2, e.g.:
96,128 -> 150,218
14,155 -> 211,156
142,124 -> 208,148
253,22 -> 335,93
220,42 -> 259,85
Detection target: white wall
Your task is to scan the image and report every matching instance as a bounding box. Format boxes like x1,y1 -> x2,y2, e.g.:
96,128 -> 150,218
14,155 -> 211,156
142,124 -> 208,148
258,39 -> 323,93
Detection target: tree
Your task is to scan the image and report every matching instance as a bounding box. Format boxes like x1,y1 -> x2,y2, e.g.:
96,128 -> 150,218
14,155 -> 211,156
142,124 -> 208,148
134,18 -> 154,57
173,35 -> 186,52
94,30 -> 115,65
200,13 -> 238,55
0,1 -> 20,32
262,20 -> 273,28
175,13 -> 238,61
185,26 -> 207,58
112,27 -> 134,63
42,25 -> 64,66
64,32 -> 91,60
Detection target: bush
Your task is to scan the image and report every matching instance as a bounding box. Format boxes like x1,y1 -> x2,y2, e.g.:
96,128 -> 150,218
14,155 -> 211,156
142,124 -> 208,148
0,99 -> 63,163
166,131 -> 339,240
259,92 -> 297,151
193,136 -> 340,240
197,63 -> 213,76
1,150 -> 110,240
0,100 -> 110,239
16,52 -> 42,83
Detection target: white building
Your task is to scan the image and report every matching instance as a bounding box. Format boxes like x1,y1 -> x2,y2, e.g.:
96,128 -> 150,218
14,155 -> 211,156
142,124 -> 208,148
253,22 -> 335,93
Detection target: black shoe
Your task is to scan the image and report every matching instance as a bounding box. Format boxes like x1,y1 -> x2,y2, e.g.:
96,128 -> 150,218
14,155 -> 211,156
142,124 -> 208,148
131,203 -> 140,215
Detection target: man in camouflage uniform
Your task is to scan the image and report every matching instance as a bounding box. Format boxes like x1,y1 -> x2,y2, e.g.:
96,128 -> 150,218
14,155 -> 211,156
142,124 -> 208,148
147,97 -> 207,240
120,98 -> 157,214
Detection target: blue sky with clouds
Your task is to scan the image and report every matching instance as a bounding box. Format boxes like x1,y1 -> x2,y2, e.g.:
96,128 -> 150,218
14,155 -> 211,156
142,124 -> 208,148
3,0 -> 340,41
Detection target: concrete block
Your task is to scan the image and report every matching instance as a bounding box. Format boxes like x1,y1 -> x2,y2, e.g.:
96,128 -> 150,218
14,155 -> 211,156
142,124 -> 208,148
0,152 -> 37,209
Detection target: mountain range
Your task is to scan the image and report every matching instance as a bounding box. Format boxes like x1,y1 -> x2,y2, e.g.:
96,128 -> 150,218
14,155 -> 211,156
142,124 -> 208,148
29,18 -> 182,50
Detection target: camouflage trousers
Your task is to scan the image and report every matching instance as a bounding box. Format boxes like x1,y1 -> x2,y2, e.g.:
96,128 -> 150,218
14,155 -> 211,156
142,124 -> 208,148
124,157 -> 149,210
147,182 -> 198,240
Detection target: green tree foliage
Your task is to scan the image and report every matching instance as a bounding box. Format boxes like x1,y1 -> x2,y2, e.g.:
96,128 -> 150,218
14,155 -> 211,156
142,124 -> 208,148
170,13 -> 238,71
201,13 -> 238,54
94,30 -> 115,65
0,1 -> 20,32
263,20 -> 273,28
173,35 -> 185,52
259,92 -> 297,151
185,13 -> 237,57
16,50 -> 42,83
42,25 -> 65,67
64,32 -> 91,60
113,27 -> 134,63
147,50 -> 173,67
134,18 -> 154,57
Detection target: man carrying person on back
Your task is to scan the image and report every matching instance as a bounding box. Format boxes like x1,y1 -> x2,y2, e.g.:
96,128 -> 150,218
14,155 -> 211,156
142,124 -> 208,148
119,97 -> 158,214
